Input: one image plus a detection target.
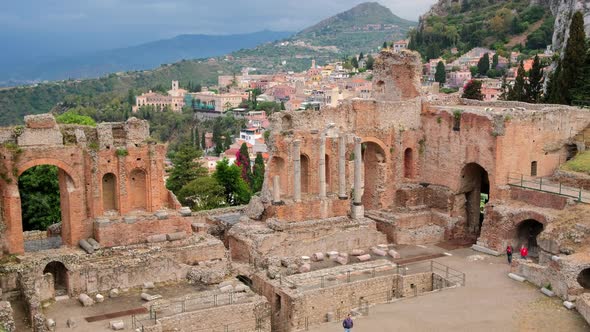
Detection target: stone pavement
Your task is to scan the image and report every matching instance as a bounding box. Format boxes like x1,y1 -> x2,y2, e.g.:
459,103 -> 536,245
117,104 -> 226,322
310,248 -> 589,332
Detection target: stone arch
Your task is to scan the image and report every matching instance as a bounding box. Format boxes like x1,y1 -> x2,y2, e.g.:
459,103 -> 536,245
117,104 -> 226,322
269,156 -> 288,196
515,219 -> 544,257
17,158 -> 80,188
300,154 -> 311,194
43,261 -> 68,296
404,148 -> 415,179
459,163 -> 490,239
577,268 -> 590,290
281,114 -> 293,130
102,173 -> 118,213
361,141 -> 386,210
129,168 -> 148,210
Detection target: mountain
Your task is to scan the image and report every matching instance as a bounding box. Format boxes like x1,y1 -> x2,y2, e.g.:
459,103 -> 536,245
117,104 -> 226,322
295,2 -> 416,53
409,0 -> 555,60
0,30 -> 293,86
0,2 -> 414,126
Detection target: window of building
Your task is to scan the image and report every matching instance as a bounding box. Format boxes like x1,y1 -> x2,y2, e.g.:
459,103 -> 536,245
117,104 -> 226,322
530,161 -> 538,177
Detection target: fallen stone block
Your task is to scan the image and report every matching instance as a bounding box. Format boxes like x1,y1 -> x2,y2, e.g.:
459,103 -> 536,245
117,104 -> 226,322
371,247 -> 387,256
339,252 -> 349,259
336,256 -> 348,265
508,273 -> 526,282
312,252 -> 325,261
471,244 -> 500,256
124,216 -> 137,224
147,234 -> 167,243
541,287 -> 555,297
87,238 -> 100,250
109,289 -> 119,298
166,232 -> 187,241
78,240 -> 94,254
191,223 -> 207,233
109,320 -> 124,330
219,285 -> 233,293
95,294 -> 104,303
78,294 -> 94,307
234,284 -> 248,292
143,282 -> 155,289
66,318 -> 76,328
351,249 -> 365,256
357,254 -> 371,262
377,244 -> 389,250
388,250 -> 401,259
563,301 -> 575,310
141,293 -> 162,301
46,318 -> 56,329
299,263 -> 311,273
301,256 -> 311,263
179,206 -> 192,216
155,210 -> 169,220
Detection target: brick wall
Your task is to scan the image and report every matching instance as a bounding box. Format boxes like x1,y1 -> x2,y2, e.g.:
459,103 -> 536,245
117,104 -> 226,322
509,187 -> 568,210
94,215 -> 191,247
577,294 -> 590,326
268,198 -> 350,222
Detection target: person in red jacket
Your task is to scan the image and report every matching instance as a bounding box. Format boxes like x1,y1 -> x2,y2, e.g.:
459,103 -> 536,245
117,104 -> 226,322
520,245 -> 528,259
506,245 -> 513,264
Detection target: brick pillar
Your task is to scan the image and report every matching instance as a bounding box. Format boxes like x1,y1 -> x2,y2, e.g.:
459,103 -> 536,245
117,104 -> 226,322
352,137 -> 364,218
319,135 -> 327,199
293,140 -> 301,202
3,185 -> 24,254
272,175 -> 282,204
338,133 -> 347,200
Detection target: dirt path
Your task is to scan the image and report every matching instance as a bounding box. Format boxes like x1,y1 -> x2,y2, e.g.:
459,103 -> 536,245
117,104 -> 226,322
506,19 -> 545,48
310,248 -> 589,332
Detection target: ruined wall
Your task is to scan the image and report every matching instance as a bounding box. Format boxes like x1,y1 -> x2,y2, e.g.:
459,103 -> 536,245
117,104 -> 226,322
509,187 -> 568,210
94,214 -> 191,247
267,198 -> 350,222
0,301 -> 16,332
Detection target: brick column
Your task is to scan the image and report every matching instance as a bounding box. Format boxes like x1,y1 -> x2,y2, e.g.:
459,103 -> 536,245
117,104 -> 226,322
338,133 -> 347,200
272,175 -> 282,204
319,135 -> 327,199
293,140 -> 301,202
352,137 -> 364,218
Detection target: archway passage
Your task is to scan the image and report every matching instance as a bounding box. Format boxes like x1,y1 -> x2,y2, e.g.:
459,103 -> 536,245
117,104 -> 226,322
362,142 -> 386,210
130,168 -> 147,210
578,268 -> 590,290
516,219 -> 544,257
43,261 -> 68,296
460,163 -> 490,240
102,173 -> 118,213
300,154 -> 310,194
18,165 -> 64,252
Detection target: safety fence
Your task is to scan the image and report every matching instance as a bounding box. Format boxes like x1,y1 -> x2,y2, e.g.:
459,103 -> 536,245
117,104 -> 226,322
507,172 -> 589,203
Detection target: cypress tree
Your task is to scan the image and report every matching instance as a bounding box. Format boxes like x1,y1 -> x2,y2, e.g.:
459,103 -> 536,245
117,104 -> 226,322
236,143 -> 252,184
201,131 -> 206,150
435,61 -> 447,84
572,42 -> 590,104
462,80 -> 484,100
508,61 -> 528,102
478,53 -> 490,76
549,11 -> 586,104
251,153 -> 265,193
526,55 -> 544,103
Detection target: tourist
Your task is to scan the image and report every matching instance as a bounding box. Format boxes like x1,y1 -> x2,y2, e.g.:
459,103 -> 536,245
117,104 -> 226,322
520,245 -> 528,260
506,245 -> 513,264
342,313 -> 354,332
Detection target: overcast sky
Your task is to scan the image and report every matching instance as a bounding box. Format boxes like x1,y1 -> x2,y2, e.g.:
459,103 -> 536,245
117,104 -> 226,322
0,0 -> 437,60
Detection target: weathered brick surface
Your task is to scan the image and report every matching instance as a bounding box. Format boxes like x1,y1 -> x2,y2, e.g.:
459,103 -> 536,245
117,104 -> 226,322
94,215 -> 191,247
577,294 -> 590,325
509,187 -> 568,210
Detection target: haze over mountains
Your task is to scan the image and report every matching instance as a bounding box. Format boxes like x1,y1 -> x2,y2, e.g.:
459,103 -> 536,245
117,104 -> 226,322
0,30 -> 293,86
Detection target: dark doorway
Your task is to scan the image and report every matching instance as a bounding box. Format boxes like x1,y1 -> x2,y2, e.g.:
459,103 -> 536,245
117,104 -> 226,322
43,261 -> 68,296
301,154 -> 310,194
516,220 -> 544,257
460,163 -> 490,240
578,268 -> 590,290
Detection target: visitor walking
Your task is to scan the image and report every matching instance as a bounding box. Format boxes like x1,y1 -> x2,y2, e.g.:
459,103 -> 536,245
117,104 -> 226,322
343,313 -> 354,332
506,245 -> 513,264
520,245 -> 528,260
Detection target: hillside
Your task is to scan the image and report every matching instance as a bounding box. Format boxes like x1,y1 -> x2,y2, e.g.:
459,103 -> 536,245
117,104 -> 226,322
0,2 -> 413,126
409,0 -> 554,59
295,2 -> 416,53
0,31 -> 293,86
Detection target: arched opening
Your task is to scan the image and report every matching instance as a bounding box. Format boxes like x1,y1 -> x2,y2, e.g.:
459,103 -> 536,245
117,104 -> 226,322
282,114 -> 293,130
130,168 -> 147,210
43,261 -> 68,296
362,142 -> 386,210
530,161 -> 538,177
577,268 -> 590,290
269,157 -> 287,196
102,173 -> 117,214
300,154 -> 310,194
459,163 -> 490,240
404,148 -> 414,179
325,154 -> 332,194
18,165 -> 75,252
516,219 -> 544,258
566,144 -> 578,161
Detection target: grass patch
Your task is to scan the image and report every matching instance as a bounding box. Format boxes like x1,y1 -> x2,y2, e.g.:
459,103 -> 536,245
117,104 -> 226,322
561,151 -> 590,174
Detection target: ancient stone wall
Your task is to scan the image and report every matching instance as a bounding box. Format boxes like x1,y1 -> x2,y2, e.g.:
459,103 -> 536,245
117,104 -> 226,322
509,187 -> 569,210
0,301 -> 16,332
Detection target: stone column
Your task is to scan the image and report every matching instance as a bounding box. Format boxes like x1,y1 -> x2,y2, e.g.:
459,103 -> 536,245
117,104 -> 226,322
338,133 -> 347,200
352,137 -> 364,218
272,175 -> 282,204
293,140 -> 302,202
319,135 -> 327,199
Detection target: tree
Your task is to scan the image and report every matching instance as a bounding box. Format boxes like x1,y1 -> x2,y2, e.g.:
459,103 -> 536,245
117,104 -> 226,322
548,11 -> 586,104
280,101 -> 286,111
366,55 -> 375,70
435,61 -> 446,84
499,75 -> 510,101
251,153 -> 265,193
492,53 -> 499,70
18,165 -> 61,231
213,158 -> 251,205
508,61 -> 528,102
572,42 -> 590,104
477,53 -> 490,76
351,56 -> 359,69
526,55 -> 544,103
235,142 -> 252,184
56,110 -> 96,126
359,52 -> 364,61
177,177 -> 226,211
382,41 -> 388,49
201,131 -> 206,150
166,144 -> 207,194
462,80 -> 484,100
194,127 -> 200,148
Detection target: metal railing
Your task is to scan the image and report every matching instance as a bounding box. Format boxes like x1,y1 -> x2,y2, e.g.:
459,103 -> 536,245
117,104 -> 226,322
507,172 -> 589,203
